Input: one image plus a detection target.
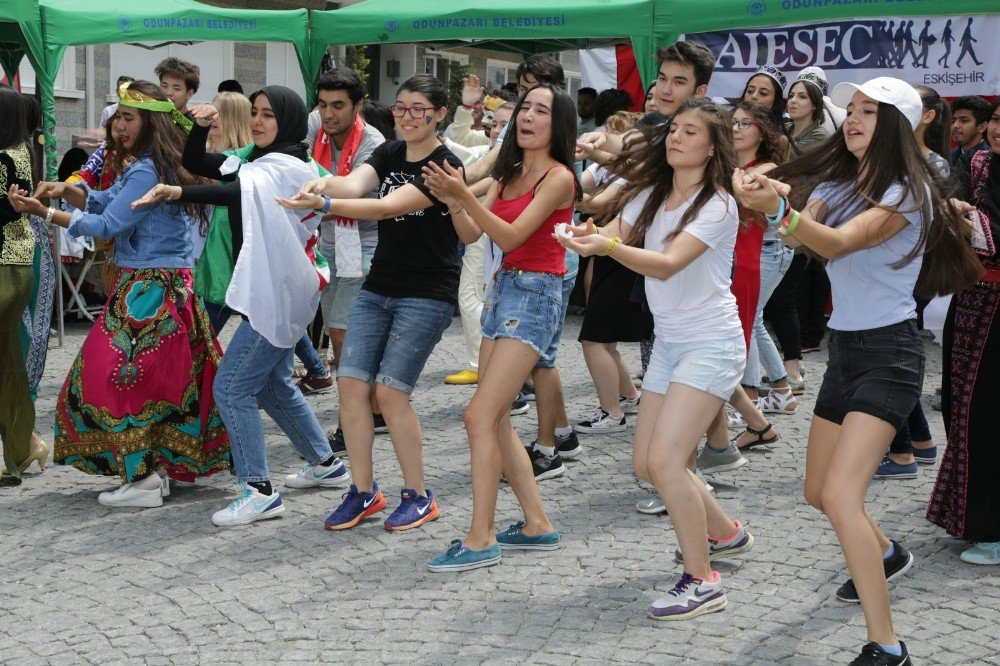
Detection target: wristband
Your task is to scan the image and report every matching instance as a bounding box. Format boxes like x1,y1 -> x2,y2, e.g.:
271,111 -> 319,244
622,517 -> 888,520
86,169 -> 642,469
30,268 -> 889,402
764,196 -> 787,225
320,195 -> 332,214
779,209 -> 800,236
606,236 -> 623,256
44,207 -> 56,224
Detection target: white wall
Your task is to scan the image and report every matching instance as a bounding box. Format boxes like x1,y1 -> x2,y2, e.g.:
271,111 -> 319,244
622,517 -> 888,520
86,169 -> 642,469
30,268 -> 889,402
378,44 -> 418,104
265,42 -> 306,102
109,42 -> 234,106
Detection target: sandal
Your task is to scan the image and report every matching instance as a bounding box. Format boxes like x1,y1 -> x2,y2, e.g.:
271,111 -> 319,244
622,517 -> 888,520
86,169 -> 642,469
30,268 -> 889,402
735,423 -> 779,450
759,387 -> 797,414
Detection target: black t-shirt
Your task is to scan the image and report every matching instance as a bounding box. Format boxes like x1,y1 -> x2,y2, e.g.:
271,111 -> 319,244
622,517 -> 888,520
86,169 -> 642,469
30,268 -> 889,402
362,140 -> 464,303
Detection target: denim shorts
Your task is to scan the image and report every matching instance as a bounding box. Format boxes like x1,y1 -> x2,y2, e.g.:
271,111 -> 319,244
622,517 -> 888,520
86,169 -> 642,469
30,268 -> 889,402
814,320 -> 924,431
319,245 -> 375,330
481,268 -> 562,359
642,334 -> 746,400
338,289 -> 455,394
536,272 -> 577,368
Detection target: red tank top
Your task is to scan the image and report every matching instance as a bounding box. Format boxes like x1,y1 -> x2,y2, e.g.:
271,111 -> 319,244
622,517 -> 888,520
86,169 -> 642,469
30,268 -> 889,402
494,166 -> 573,275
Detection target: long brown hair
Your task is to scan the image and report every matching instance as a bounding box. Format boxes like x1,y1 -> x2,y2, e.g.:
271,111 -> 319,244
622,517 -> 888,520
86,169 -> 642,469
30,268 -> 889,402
608,98 -> 738,246
109,80 -> 208,220
768,102 -> 981,297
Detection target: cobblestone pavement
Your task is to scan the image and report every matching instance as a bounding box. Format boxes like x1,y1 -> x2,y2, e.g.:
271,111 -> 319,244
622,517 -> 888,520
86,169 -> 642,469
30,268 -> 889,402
2,316 -> 998,665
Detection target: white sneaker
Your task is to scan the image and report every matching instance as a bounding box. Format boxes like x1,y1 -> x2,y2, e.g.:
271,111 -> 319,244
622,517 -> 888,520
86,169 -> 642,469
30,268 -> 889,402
618,392 -> 641,415
284,459 -> 351,489
98,482 -> 164,508
160,474 -> 170,497
574,409 -> 627,434
212,482 -> 285,527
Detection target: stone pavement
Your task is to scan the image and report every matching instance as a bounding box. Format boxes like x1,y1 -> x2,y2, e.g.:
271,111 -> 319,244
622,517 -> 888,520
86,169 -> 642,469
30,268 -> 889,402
2,316 -> 998,665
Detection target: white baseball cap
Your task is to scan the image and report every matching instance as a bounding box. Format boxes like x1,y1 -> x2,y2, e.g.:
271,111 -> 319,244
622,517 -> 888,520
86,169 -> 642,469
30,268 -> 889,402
830,77 -> 923,130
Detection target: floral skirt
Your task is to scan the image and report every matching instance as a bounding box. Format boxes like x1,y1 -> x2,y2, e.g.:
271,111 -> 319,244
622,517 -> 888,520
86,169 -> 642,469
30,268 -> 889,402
54,268 -> 231,484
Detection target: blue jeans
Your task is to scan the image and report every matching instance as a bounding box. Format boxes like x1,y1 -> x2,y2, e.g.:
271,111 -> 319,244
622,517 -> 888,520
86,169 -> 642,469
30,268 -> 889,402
294,333 -> 327,378
338,289 -> 454,394
743,243 -> 793,388
214,320 -> 332,482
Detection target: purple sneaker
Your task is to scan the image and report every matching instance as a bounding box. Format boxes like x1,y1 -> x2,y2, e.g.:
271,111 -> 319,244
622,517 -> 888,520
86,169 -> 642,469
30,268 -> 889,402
648,572 -> 727,621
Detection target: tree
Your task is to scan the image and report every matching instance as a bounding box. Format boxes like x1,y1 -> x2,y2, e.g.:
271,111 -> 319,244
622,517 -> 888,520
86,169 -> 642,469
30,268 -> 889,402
345,45 -> 371,88
446,62 -> 471,125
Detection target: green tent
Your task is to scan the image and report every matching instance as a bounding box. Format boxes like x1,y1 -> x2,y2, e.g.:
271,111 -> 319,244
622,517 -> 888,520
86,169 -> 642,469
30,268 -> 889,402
34,0 -> 311,178
308,0 -> 658,86
0,0 -> 49,104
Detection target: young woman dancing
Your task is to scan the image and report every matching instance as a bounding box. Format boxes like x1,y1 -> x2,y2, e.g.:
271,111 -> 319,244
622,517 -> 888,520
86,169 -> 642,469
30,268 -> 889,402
559,98 -> 754,620
420,82 -> 579,571
735,77 -> 980,665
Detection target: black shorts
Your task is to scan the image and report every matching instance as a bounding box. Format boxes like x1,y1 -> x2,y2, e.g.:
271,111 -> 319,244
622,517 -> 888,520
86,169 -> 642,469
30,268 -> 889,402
814,320 -> 925,432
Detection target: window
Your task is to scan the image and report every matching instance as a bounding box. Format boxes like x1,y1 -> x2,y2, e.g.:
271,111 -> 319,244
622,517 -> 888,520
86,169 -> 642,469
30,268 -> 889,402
17,48 -> 83,98
486,59 -> 520,91
422,52 -> 467,86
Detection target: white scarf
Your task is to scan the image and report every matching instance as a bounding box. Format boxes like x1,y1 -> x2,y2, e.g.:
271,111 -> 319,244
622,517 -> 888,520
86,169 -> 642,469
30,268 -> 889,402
225,153 -> 325,348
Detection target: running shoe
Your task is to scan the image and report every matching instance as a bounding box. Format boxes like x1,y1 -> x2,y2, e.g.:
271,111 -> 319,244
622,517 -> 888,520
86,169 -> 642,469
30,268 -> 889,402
284,458 -> 351,489
648,572 -> 727,621
530,447 -> 566,481
836,541 -> 913,602
574,409 -> 626,434
212,481 -> 285,527
696,443 -> 747,475
495,520 -> 560,550
521,383 -> 536,401
675,520 -> 755,563
327,428 -> 347,458
373,413 -> 389,434
384,488 -> 440,531
428,540 -> 502,573
619,392 -> 641,415
323,482 -> 387,530
510,393 -> 530,416
849,641 -> 911,665
636,494 -> 667,515
555,431 -> 582,459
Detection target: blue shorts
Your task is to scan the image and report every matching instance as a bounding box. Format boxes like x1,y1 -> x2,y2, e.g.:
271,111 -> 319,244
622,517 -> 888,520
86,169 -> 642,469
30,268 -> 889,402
536,271 -> 577,368
481,268 -> 562,359
337,289 -> 454,394
642,334 -> 746,401
318,245 -> 375,330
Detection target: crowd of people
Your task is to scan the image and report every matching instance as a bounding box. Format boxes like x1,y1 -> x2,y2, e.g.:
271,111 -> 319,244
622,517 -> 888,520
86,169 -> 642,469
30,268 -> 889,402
1,40 -> 999,665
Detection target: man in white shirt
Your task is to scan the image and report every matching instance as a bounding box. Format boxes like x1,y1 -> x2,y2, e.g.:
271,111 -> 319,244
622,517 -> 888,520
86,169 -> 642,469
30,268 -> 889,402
576,87 -> 597,136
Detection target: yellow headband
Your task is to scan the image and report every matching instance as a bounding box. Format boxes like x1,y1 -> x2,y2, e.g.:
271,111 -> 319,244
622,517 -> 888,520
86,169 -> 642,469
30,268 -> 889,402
117,82 -> 192,132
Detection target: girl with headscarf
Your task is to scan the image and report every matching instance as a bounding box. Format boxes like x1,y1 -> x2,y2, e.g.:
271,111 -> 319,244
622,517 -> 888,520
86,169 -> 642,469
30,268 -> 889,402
133,85 -> 349,527
7,81 -> 230,502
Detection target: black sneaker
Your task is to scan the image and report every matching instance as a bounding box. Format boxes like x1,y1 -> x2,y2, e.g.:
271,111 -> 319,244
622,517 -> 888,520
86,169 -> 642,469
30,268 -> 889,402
521,383 -> 536,401
836,540 -> 914,603
529,447 -> 566,481
555,431 -> 582,459
327,429 -> 347,458
510,393 -> 530,416
849,641 -> 911,665
373,413 -> 389,434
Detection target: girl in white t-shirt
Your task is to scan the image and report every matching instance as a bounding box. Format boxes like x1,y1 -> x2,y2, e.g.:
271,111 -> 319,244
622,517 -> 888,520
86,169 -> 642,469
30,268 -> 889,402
557,98 -> 753,622
734,78 -> 980,665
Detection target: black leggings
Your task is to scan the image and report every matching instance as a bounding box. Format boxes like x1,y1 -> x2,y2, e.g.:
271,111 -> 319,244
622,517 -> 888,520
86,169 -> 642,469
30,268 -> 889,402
889,402 -> 933,454
798,256 -> 831,348
764,253 -> 803,362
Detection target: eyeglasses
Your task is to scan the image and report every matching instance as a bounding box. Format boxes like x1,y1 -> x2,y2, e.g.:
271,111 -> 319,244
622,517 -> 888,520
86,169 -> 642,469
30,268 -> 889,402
390,104 -> 440,119
733,119 -> 760,130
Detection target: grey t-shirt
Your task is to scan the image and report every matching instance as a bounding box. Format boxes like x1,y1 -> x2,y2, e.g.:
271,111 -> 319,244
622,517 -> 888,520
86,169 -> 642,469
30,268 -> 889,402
811,180 -> 927,332
313,115 -> 385,252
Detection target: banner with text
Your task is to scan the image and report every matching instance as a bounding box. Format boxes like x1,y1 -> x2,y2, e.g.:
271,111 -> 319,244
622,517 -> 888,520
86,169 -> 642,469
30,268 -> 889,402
684,14 -> 999,99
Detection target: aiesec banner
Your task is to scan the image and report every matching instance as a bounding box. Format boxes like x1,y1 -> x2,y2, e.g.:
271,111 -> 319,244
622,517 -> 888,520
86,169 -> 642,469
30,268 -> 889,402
684,15 -> 998,98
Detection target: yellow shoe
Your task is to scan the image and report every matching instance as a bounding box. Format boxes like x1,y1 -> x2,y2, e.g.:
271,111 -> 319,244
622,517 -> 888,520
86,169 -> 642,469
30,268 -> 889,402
445,369 -> 478,385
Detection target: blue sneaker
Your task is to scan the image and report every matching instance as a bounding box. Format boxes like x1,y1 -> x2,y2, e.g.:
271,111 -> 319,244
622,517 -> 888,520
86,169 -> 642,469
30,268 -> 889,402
427,540 -> 502,572
913,446 -> 937,465
873,457 -> 919,480
384,488 -> 440,531
495,520 -> 560,550
324,482 -> 387,531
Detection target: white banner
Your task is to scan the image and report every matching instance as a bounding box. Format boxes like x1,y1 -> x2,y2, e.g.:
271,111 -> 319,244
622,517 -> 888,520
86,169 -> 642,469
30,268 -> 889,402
683,14 -> 999,99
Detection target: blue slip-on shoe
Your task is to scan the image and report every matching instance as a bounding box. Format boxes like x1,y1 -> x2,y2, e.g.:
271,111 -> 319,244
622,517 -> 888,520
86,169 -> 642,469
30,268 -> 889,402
428,539 -> 502,572
495,520 -> 560,551
873,457 -> 919,480
384,488 -> 440,531
912,446 -> 938,465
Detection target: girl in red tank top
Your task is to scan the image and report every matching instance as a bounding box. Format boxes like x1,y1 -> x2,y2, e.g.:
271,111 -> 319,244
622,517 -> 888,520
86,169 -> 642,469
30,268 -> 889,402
423,83 -> 580,572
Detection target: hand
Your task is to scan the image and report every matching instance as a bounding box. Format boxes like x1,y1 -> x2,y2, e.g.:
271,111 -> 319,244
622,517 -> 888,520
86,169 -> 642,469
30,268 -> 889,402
276,192 -> 325,211
422,161 -> 468,201
189,104 -> 219,127
575,131 -> 607,161
7,184 -> 46,217
297,178 -> 329,198
554,230 -> 615,258
949,197 -> 975,214
131,184 -> 180,210
461,75 -> 484,108
732,169 -> 782,216
33,180 -> 69,200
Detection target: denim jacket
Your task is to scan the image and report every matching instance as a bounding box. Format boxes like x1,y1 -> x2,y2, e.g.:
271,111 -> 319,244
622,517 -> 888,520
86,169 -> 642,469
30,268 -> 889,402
67,155 -> 194,269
